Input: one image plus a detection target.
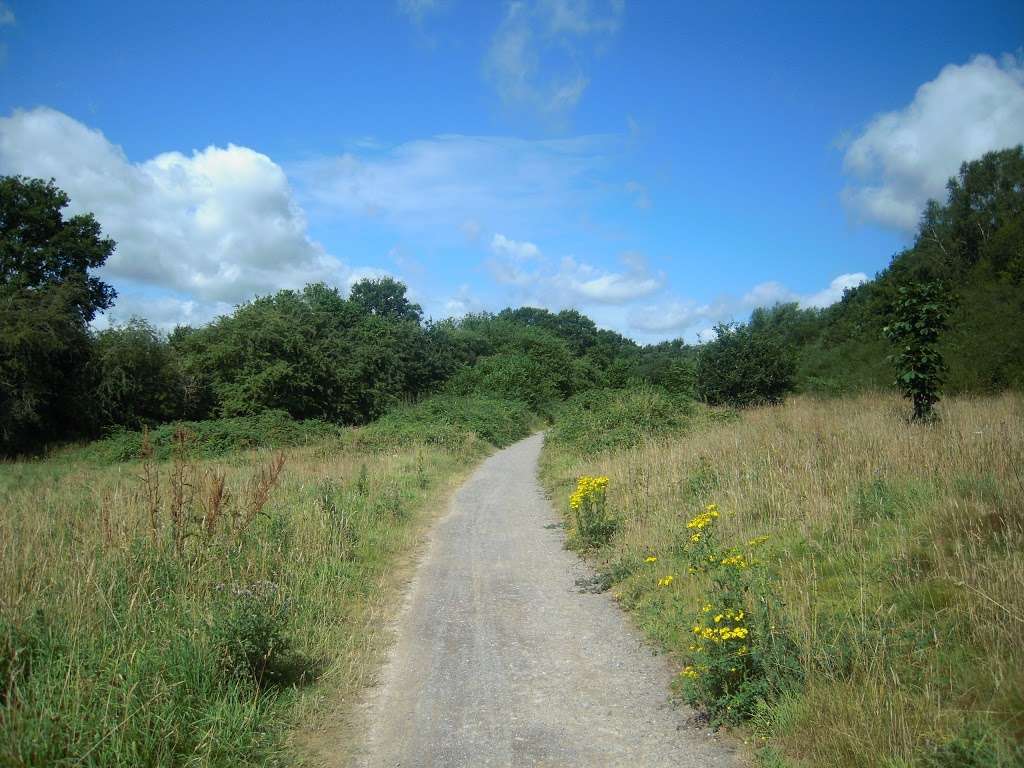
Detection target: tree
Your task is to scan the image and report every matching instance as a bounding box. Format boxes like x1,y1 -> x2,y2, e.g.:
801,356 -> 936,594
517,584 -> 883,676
696,322 -> 796,407
0,176 -> 117,453
882,281 -> 953,421
349,277 -> 422,322
89,319 -> 186,430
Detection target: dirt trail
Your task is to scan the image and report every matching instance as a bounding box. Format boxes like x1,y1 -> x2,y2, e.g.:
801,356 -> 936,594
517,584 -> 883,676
353,433 -> 737,767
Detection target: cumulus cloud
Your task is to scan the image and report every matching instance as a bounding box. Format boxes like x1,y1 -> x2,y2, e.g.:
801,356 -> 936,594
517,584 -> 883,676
842,53 -> 1024,231
0,108 -> 356,324
484,0 -> 624,118
628,272 -> 867,339
0,3 -> 13,26
487,236 -> 661,305
804,272 -> 867,308
491,233 -> 542,260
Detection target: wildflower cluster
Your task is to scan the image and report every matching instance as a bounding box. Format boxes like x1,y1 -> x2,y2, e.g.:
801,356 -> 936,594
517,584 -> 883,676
675,501 -> 797,725
570,475 -> 609,510
568,475 -> 615,547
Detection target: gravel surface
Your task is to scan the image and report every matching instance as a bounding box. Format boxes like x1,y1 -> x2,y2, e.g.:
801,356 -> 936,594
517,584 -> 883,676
354,432 -> 738,767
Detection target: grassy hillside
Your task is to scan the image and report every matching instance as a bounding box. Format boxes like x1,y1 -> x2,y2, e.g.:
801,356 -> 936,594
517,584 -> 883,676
541,391 -> 1024,767
0,398 -> 535,766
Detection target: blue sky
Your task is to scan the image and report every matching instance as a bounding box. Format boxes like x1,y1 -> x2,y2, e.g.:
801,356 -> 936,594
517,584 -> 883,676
1,1 -> 1022,341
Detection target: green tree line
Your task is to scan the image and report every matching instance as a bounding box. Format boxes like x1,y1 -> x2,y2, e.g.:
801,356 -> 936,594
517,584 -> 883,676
2,145 -> 1022,455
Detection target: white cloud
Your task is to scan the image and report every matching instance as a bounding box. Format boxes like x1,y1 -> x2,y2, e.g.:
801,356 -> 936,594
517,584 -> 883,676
804,272 -> 867,308
628,271 -> 866,340
441,284 -> 487,317
291,132 -> 615,235
486,236 -> 661,305
0,3 -> 14,26
0,107 -> 362,325
842,53 -> 1024,231
491,233 -> 542,260
556,252 -> 661,303
484,0 -> 624,118
93,293 -> 233,332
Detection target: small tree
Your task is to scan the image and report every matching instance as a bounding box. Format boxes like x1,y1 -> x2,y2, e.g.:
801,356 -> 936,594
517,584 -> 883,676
882,282 -> 952,421
696,323 -> 796,407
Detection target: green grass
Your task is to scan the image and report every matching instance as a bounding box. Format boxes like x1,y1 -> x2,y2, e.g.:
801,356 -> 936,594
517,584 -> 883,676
0,410 -> 497,766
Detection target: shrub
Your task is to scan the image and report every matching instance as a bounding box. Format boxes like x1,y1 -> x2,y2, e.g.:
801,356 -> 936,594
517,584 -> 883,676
547,386 -> 691,456
210,581 -> 306,689
356,393 -> 538,450
696,323 -> 796,407
882,281 -> 954,421
75,410 -> 342,463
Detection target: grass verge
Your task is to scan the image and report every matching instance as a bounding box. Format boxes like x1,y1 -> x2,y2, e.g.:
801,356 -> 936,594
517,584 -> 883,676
0,394 -> 534,766
541,391 -> 1024,768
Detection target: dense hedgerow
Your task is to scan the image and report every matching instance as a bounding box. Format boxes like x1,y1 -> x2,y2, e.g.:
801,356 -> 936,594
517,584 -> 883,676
355,393 -> 539,450
546,386 -> 693,455
69,410 -> 345,463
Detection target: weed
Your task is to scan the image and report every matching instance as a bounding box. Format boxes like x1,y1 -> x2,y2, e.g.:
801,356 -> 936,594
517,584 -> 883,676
568,475 -> 616,548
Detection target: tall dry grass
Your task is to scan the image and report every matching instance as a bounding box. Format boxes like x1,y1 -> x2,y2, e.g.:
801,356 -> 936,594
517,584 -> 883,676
541,392 -> 1024,767
0,435 -> 478,766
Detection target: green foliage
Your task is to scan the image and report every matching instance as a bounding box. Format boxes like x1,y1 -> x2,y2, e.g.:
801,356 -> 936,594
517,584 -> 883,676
547,386 -> 692,455
678,505 -> 802,725
696,322 -> 796,407
797,146 -> 1024,396
348,276 -> 422,322
920,722 -> 1024,768
356,393 -> 538,450
210,580 -> 308,689
77,410 -> 343,462
883,282 -> 953,421
0,176 -> 116,454
89,318 -> 187,430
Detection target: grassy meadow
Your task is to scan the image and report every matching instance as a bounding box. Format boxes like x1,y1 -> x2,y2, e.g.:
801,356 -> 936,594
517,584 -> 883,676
542,391 -> 1024,767
0,396 -> 537,767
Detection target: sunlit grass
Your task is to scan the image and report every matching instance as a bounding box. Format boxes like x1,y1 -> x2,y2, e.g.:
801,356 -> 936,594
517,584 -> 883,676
541,392 -> 1024,767
0,433 -> 482,766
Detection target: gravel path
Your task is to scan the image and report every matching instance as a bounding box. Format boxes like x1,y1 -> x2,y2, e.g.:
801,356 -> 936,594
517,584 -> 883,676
354,433 -> 737,767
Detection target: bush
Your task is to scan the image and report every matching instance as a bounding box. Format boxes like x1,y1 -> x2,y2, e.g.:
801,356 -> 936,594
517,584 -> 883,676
210,581 -> 307,689
356,393 -> 538,450
547,386 -> 691,455
74,410 -> 343,463
697,323 -> 796,407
